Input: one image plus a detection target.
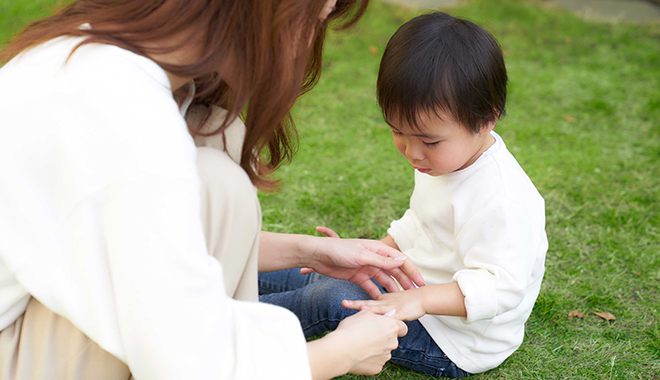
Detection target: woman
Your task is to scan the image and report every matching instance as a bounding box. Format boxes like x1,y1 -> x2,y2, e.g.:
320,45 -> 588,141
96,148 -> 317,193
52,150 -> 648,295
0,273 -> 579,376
0,0 -> 424,379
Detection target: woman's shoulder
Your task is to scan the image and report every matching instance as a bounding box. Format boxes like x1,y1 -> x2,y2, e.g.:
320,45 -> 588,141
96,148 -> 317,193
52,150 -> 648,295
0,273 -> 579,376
0,37 -> 197,184
1,36 -> 171,103
68,39 -> 170,90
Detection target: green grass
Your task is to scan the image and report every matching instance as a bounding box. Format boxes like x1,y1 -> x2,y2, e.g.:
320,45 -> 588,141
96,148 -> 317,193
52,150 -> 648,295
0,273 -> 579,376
0,0 -> 69,46
3,0 -> 659,378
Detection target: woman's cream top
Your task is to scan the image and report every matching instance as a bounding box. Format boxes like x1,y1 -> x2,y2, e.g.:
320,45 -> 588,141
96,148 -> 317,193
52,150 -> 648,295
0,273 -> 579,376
0,36 -> 311,379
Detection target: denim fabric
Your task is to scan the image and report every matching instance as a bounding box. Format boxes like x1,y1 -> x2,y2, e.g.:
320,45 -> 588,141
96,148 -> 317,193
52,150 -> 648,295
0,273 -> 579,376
258,269 -> 471,378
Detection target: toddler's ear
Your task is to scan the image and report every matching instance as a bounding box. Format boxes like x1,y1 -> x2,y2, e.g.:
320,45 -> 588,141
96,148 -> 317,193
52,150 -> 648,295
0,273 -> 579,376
481,108 -> 503,134
480,116 -> 497,134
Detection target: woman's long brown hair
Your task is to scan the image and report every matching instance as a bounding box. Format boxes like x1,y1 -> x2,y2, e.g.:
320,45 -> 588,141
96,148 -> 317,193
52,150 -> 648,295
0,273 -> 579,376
0,0 -> 368,190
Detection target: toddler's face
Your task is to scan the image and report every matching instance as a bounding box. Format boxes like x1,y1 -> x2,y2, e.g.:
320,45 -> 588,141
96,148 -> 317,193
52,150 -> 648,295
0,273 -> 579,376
387,110 -> 495,177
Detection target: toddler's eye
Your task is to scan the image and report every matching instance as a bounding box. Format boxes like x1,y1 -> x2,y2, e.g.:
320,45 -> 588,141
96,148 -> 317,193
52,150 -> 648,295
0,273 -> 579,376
391,130 -> 403,136
423,141 -> 440,147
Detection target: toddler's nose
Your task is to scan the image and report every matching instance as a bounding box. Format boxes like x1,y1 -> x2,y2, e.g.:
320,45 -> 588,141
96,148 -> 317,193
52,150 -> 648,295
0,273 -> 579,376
405,145 -> 424,161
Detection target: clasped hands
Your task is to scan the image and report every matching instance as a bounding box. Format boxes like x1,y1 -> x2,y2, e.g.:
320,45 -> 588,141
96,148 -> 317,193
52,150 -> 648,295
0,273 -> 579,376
294,226 -> 443,377
302,226 -> 427,321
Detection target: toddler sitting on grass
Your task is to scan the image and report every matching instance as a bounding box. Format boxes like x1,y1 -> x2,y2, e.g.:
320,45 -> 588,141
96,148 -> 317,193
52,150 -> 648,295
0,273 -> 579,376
259,11 -> 548,377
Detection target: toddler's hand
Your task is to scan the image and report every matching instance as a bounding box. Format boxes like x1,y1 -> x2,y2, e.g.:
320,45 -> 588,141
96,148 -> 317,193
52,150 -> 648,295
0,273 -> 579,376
342,288 -> 426,321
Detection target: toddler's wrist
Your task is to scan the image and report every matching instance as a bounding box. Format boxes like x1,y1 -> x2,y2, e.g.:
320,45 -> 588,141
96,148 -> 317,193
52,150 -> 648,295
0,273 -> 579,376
414,287 -> 432,315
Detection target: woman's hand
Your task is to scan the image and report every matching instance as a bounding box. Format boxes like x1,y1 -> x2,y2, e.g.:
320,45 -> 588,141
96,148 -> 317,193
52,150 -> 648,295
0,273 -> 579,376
307,310 -> 408,379
335,310 -> 408,375
299,226 -> 425,299
342,288 -> 426,321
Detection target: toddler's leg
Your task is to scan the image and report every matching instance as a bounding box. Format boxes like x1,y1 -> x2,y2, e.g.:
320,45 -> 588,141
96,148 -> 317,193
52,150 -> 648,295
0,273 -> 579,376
392,320 -> 471,378
260,276 -> 373,338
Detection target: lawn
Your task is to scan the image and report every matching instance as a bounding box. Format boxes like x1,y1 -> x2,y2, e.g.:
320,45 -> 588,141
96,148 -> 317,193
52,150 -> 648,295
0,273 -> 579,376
3,0 -> 659,379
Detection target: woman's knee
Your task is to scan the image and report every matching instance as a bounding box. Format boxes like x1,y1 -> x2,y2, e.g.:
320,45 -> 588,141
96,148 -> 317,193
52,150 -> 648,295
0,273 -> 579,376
196,146 -> 260,232
195,147 -> 261,301
196,147 -> 255,203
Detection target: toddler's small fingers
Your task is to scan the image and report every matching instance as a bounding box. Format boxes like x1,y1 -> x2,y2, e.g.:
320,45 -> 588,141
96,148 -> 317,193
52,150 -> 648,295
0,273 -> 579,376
342,300 -> 360,310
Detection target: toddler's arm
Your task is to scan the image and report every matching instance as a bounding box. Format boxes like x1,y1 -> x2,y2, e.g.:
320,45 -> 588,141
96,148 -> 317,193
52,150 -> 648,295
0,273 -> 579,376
343,282 -> 467,321
380,234 -> 400,251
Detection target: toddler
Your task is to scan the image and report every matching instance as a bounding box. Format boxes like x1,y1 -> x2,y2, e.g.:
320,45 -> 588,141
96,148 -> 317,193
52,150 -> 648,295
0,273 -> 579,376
259,11 -> 548,377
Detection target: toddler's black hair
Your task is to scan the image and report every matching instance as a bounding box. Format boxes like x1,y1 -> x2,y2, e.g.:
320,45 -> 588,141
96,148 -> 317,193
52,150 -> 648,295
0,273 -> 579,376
377,12 -> 507,133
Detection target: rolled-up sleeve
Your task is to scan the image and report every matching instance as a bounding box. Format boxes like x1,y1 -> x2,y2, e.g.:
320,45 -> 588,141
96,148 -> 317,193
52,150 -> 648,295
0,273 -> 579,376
452,199 -> 536,323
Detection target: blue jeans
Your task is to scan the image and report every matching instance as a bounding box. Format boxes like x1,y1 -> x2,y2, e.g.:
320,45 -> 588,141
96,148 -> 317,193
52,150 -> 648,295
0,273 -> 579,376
259,269 -> 471,378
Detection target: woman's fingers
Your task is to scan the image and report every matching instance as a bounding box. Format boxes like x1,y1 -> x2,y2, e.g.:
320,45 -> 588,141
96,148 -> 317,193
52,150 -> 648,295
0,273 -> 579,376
357,242 -> 426,287
316,225 -> 340,238
356,278 -> 383,300
359,241 -> 405,263
382,254 -> 425,287
354,244 -> 407,271
371,270 -> 399,294
312,229 -> 426,288
337,310 -> 403,376
396,319 -> 408,337
400,258 -> 426,286
382,266 -> 414,290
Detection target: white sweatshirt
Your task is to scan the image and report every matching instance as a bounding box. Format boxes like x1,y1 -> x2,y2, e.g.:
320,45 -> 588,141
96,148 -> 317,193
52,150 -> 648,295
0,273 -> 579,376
0,37 -> 311,379
388,132 -> 548,374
